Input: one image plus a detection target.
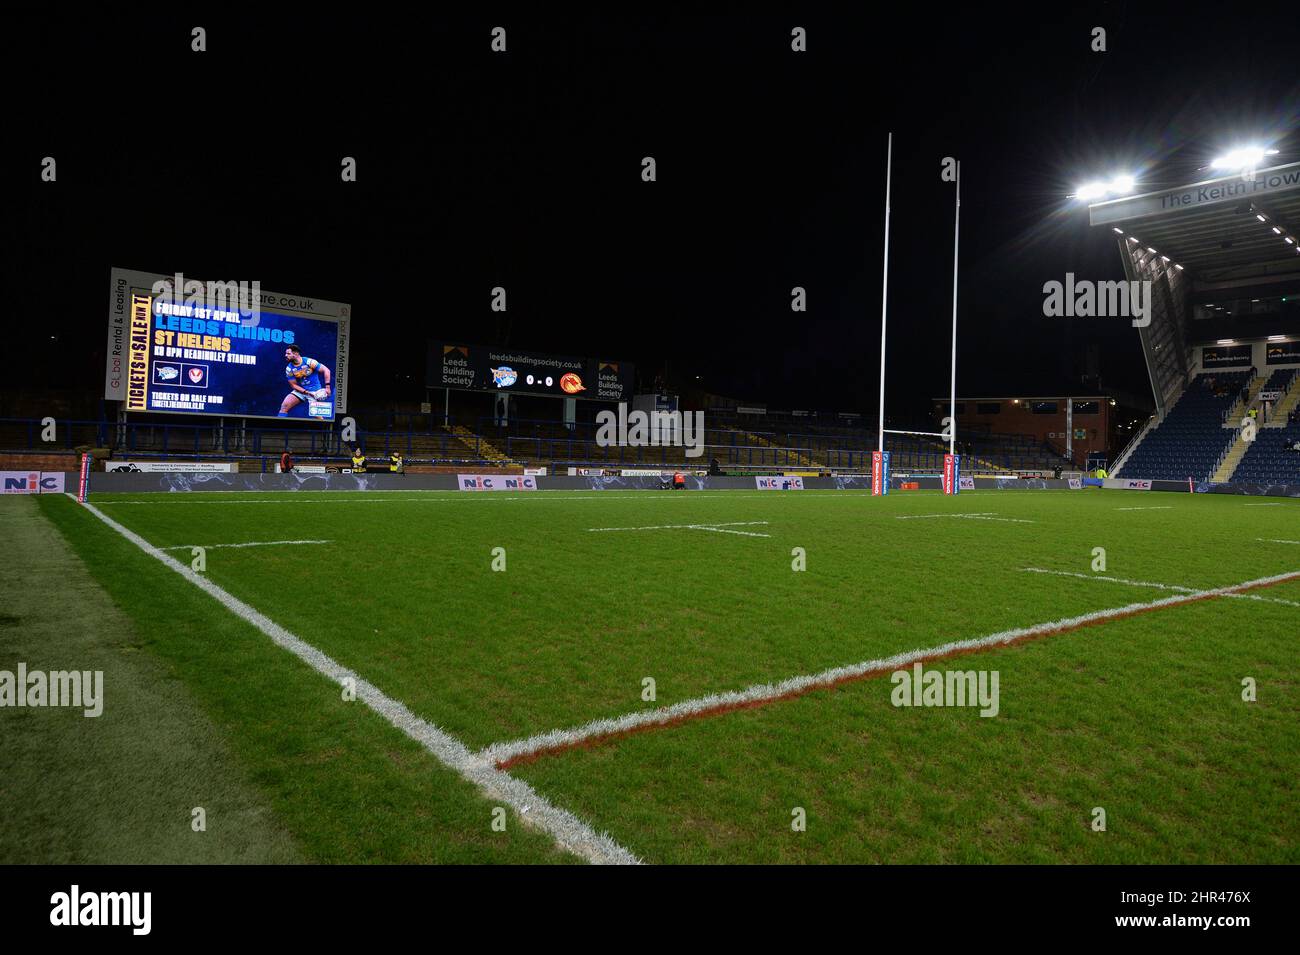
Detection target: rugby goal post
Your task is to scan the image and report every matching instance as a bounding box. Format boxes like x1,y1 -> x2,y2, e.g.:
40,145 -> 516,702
874,134 -> 962,495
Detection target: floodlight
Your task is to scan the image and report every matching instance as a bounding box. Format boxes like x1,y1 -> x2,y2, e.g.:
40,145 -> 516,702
1211,146 -> 1279,170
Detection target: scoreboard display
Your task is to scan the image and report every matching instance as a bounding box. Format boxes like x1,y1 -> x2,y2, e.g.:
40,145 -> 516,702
428,343 -> 634,402
105,268 -> 350,422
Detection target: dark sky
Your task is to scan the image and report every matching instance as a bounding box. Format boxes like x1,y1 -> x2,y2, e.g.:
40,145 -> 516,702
5,5 -> 1299,420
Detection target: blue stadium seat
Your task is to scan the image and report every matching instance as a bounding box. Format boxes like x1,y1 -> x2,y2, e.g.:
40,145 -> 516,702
1119,372 -> 1248,481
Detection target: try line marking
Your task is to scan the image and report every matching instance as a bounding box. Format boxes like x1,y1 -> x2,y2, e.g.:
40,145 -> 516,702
895,512 -> 1034,524
587,521 -> 771,538
72,496 -> 638,865
480,566 -> 1300,770
1021,567 -> 1300,608
1260,538 -> 1300,545
160,539 -> 331,551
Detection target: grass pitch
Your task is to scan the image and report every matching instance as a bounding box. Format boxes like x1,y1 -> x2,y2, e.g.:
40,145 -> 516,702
12,487 -> 1300,863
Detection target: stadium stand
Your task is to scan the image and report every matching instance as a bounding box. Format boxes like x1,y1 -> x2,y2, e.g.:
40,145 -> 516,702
0,400 -> 1089,477
1116,371 -> 1249,481
1232,422 -> 1300,483
1232,369 -> 1300,484
1087,157 -> 1300,487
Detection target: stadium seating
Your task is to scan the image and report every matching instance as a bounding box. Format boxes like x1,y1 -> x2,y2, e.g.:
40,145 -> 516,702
1258,368 -> 1298,420
11,381 -> 1295,482
1118,371 -> 1249,482
1233,369 -> 1300,484
1233,423 -> 1300,484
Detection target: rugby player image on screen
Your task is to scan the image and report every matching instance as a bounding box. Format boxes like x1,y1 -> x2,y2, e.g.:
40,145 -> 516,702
279,344 -> 332,417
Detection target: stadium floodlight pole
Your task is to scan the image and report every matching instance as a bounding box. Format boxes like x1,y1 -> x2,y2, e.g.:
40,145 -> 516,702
949,160 -> 960,457
878,132 -> 893,454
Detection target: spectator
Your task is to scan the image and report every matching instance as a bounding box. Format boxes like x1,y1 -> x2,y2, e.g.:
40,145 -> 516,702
350,447 -> 367,472
280,449 -> 294,473
389,450 -> 405,474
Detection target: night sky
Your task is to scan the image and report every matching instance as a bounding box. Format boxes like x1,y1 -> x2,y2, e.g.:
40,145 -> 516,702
6,5 -> 1299,421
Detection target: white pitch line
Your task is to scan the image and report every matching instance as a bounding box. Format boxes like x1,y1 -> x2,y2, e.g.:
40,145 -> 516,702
894,512 -> 1035,523
160,539 -> 331,551
691,525 -> 771,538
1260,539 -> 1300,545
73,496 -> 638,865
895,511 -> 997,518
1243,503 -> 1285,507
1022,567 -> 1300,608
1022,567 -> 1193,592
479,566 -> 1300,767
1115,506 -> 1173,511
587,521 -> 771,538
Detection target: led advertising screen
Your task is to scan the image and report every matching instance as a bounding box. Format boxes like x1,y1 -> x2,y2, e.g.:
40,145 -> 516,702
105,268 -> 351,421
427,343 -> 634,402
1265,340 -> 1300,365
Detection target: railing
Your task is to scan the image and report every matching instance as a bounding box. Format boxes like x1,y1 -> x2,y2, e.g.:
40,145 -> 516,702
0,417 -> 514,460
1109,414 -> 1157,477
0,448 -> 507,474
1211,444 -> 1229,478
0,415 -> 1091,476
499,436 -> 845,469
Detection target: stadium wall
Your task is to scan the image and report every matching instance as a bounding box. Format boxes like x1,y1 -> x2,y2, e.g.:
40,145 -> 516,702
42,471 -> 1300,497
84,472 -> 1087,493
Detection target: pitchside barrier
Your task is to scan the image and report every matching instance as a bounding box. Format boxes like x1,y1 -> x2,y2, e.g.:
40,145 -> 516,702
83,471 -> 1071,493
72,470 -> 1300,496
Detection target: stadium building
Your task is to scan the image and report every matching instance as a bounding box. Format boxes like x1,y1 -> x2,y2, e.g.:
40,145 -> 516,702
933,395 -> 1116,472
1090,160 -> 1300,487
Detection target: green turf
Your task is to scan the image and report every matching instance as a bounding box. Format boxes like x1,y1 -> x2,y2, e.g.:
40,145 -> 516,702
25,487 -> 1300,863
26,495 -> 576,864
0,497 -> 300,863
